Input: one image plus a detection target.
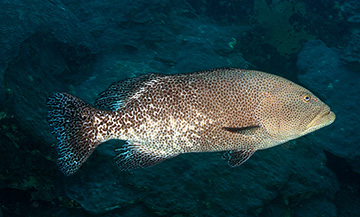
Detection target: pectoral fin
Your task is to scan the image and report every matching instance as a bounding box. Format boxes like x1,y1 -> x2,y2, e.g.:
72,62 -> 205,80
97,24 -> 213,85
223,126 -> 260,135
222,149 -> 256,167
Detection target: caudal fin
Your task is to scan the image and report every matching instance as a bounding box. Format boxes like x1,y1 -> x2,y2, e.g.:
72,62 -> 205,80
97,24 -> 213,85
47,93 -> 102,175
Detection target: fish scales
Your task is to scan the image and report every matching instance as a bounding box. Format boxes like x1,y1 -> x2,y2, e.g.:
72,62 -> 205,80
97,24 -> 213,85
117,70 -> 274,150
47,68 -> 335,175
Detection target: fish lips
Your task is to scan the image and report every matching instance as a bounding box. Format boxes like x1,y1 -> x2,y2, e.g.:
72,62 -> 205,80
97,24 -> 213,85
305,106 -> 336,132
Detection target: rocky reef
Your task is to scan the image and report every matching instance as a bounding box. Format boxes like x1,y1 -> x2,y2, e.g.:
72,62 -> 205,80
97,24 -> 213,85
0,0 -> 359,216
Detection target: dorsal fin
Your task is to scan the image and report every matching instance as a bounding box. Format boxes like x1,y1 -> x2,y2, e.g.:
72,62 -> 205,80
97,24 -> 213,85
95,73 -> 164,111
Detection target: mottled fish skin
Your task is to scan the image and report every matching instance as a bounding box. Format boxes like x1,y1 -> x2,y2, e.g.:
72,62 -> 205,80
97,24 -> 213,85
47,68 -> 335,175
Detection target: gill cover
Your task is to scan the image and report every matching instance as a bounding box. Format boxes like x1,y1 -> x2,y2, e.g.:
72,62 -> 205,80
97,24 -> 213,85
254,89 -> 307,143
254,91 -> 282,142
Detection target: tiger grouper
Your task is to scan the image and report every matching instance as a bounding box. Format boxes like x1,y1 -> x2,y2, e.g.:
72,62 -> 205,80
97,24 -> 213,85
47,68 -> 335,175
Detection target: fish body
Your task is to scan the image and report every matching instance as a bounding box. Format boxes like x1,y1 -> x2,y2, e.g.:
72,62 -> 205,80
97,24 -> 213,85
47,68 -> 335,175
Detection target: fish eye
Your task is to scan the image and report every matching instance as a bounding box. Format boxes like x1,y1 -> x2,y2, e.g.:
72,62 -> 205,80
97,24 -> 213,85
303,94 -> 310,102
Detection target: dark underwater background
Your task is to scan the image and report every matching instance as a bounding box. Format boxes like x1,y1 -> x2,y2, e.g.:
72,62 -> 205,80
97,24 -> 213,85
0,0 -> 359,216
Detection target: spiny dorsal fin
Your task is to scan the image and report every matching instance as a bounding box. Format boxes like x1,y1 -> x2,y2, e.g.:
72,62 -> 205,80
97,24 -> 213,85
222,149 -> 256,167
95,73 -> 164,111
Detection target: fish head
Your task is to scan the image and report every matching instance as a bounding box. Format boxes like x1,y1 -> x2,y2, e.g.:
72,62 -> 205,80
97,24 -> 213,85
254,82 -> 335,143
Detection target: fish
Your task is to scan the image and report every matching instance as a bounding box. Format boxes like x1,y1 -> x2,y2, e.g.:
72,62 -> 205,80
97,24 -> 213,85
46,68 -> 335,175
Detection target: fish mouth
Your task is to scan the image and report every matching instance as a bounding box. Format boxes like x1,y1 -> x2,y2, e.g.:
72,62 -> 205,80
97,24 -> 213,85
306,106 -> 336,130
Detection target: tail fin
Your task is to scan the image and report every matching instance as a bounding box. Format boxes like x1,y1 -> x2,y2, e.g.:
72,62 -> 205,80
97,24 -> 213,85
47,93 -> 103,175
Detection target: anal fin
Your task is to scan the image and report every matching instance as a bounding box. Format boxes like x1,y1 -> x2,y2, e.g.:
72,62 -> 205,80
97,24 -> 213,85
114,141 -> 176,171
222,149 -> 256,167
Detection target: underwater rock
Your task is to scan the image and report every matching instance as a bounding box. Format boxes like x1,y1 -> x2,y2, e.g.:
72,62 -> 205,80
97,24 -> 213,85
0,0 -> 97,74
337,1 -> 360,69
0,0 -> 97,142
297,40 -> 345,98
297,40 -> 360,174
61,0 -> 250,74
293,196 -> 337,217
341,0 -> 360,24
63,138 -> 338,216
0,112 -> 60,216
251,0 -> 316,56
341,28 -> 360,70
64,154 -> 143,214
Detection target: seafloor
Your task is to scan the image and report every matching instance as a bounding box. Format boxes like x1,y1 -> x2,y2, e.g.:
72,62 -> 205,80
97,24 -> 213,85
0,0 -> 359,216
